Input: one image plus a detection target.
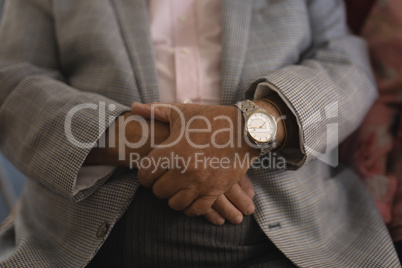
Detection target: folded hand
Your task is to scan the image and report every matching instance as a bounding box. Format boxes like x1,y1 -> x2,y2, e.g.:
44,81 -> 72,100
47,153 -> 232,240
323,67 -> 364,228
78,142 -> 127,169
132,102 -> 259,224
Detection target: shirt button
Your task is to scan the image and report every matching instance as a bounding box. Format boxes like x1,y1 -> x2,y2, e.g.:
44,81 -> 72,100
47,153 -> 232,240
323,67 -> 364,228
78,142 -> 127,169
183,99 -> 192,104
181,48 -> 191,55
96,222 -> 109,238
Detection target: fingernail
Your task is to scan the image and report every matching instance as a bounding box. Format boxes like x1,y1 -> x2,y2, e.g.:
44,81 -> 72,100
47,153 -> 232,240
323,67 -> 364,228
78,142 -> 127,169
246,204 -> 255,215
247,188 -> 255,198
215,218 -> 225,225
233,215 -> 243,224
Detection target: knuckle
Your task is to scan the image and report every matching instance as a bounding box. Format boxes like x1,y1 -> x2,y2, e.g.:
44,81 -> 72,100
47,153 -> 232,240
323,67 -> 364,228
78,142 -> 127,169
138,168 -> 151,180
204,213 -> 225,226
226,185 -> 237,195
187,187 -> 200,197
185,207 -> 205,217
226,207 -> 241,220
152,184 -> 166,199
212,195 -> 224,208
191,198 -> 214,217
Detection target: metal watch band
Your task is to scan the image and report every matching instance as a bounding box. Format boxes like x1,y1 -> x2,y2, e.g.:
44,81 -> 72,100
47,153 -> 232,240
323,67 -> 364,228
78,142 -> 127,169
234,100 -> 263,120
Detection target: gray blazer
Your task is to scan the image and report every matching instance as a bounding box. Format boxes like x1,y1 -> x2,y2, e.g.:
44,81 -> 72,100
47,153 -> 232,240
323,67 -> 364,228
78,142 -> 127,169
0,0 -> 400,267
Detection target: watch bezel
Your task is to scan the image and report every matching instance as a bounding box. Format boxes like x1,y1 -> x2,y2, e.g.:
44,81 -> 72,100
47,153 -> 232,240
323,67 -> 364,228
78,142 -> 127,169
245,110 -> 278,144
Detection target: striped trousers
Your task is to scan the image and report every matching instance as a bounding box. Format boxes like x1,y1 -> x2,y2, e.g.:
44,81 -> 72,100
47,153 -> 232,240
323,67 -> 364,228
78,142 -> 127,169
87,187 -> 295,267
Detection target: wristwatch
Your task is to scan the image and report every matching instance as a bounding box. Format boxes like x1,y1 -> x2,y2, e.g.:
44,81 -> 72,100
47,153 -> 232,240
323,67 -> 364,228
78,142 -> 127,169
235,100 -> 278,157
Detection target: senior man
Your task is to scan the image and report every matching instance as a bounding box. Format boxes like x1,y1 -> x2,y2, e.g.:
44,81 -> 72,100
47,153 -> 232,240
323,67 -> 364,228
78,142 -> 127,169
0,0 -> 400,267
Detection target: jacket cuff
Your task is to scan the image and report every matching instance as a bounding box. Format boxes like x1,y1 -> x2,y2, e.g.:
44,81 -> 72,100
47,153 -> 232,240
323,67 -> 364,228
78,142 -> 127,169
65,100 -> 130,202
247,79 -> 305,169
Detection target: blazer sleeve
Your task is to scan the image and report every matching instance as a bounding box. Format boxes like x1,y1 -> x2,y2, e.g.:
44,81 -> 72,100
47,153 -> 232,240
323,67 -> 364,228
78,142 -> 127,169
246,0 -> 378,168
0,0 -> 130,202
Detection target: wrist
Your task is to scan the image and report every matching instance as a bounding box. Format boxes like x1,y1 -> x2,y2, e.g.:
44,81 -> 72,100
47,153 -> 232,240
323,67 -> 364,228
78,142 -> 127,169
85,112 -> 170,167
118,112 -> 170,166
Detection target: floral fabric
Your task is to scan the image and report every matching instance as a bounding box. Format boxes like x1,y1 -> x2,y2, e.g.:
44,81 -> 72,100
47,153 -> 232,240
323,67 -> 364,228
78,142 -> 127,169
343,0 -> 402,242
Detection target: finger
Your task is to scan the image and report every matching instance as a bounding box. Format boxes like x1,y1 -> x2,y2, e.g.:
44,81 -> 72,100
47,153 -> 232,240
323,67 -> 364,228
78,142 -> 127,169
238,174 -> 255,199
212,195 -> 243,224
137,158 -> 168,187
183,195 -> 217,217
225,183 -> 255,216
137,136 -> 177,187
152,171 -> 187,199
203,208 -> 225,225
131,102 -> 172,122
131,102 -> 151,118
167,188 -> 199,211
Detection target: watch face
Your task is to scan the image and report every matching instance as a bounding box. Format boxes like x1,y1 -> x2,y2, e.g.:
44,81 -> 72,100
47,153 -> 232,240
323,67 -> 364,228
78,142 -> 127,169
246,112 -> 277,143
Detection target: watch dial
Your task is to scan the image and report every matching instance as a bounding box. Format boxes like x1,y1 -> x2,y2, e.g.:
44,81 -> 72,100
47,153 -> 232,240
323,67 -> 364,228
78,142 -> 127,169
246,112 -> 276,143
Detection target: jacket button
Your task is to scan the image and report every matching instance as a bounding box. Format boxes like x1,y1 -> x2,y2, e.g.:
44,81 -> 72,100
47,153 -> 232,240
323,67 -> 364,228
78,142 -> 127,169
96,222 -> 109,238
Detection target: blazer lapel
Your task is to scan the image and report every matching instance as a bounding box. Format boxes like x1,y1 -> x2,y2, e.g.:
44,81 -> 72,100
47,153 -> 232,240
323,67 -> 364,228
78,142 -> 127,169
221,0 -> 253,105
110,0 -> 160,103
